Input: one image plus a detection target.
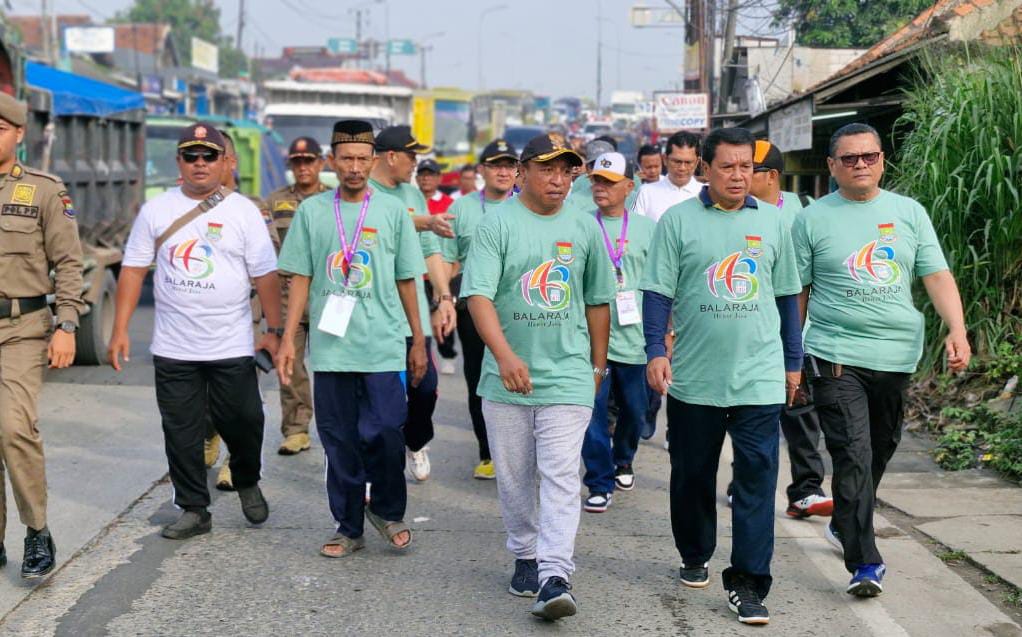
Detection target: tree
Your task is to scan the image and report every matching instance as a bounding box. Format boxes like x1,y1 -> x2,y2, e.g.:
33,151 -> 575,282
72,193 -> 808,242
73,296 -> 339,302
112,0 -> 248,77
772,0 -> 933,48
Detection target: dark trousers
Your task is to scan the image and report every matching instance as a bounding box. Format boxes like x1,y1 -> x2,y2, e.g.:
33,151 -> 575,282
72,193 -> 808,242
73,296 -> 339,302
808,356 -> 910,572
153,355 -> 264,510
582,361 -> 647,494
313,371 -> 408,539
456,303 -> 490,461
780,405 -> 826,503
404,336 -> 438,452
425,276 -> 459,359
644,387 -> 662,439
667,397 -> 781,598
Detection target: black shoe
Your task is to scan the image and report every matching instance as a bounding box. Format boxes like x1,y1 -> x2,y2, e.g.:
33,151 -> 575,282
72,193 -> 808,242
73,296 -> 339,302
614,465 -> 635,491
531,576 -> 577,621
679,561 -> 710,588
21,529 -> 55,579
238,485 -> 269,524
508,558 -> 539,597
0,543 -> 6,568
161,510 -> 212,540
727,576 -> 770,625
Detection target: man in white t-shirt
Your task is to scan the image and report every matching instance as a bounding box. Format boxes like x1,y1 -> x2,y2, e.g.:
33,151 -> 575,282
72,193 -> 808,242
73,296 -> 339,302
632,131 -> 703,223
108,123 -> 282,540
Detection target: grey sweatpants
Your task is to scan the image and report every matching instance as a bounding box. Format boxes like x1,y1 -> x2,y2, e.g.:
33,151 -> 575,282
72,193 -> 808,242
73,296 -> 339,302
482,399 -> 593,584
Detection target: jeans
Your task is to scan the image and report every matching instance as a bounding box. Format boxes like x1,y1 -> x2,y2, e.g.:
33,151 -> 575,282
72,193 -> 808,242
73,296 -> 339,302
581,361 -> 647,494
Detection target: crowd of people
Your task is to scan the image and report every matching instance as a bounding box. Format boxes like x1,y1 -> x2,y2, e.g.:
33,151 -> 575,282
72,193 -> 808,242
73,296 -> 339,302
0,88 -> 971,627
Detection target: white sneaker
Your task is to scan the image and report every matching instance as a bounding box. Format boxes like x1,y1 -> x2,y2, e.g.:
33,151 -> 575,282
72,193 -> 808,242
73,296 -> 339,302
439,359 -> 456,375
365,482 -> 372,504
407,447 -> 431,482
663,438 -> 670,451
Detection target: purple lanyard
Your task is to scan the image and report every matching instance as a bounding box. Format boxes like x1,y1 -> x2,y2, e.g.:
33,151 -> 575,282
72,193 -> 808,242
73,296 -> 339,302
776,192 -> 784,208
596,209 -> 629,285
479,189 -> 487,213
333,187 -> 372,286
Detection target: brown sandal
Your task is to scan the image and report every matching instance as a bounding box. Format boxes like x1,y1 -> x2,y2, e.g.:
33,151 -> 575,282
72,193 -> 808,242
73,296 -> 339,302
320,533 -> 365,558
365,509 -> 412,550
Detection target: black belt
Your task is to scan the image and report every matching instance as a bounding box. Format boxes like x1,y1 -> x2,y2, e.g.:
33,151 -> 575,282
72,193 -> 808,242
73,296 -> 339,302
0,296 -> 47,319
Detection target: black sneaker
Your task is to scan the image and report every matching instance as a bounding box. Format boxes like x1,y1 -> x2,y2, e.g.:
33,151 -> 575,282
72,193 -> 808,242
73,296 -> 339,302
530,576 -> 577,621
161,510 -> 212,540
679,561 -> 710,588
21,528 -> 55,579
508,558 -> 539,597
727,576 -> 770,625
614,465 -> 635,491
238,485 -> 269,524
0,542 -> 6,568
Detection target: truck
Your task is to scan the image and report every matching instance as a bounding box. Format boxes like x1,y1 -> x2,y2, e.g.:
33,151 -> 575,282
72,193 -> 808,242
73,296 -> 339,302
610,90 -> 645,127
411,87 -> 473,188
8,45 -> 146,365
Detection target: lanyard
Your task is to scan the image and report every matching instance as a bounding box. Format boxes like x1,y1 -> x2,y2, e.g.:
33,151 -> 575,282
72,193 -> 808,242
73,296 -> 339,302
776,192 -> 784,208
596,208 -> 629,285
333,187 -> 372,286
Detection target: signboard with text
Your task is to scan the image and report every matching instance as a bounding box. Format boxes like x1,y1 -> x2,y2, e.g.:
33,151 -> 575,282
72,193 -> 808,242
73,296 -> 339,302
328,38 -> 358,54
387,40 -> 417,56
191,37 -> 219,75
768,97 -> 813,152
64,26 -> 115,53
653,92 -> 709,132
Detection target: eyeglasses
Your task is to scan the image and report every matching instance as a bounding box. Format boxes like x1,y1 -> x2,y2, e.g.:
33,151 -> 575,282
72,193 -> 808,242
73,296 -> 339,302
837,152 -> 881,168
180,150 -> 220,163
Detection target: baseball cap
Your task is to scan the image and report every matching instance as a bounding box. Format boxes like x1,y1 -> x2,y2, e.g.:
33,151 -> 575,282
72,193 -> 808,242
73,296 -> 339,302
519,133 -> 583,167
584,140 -> 616,166
375,125 -> 431,154
590,152 -> 634,183
178,122 -> 225,152
479,138 -> 518,163
753,140 -> 784,172
417,158 -> 441,174
0,92 -> 27,127
332,120 -> 375,147
288,136 -> 322,159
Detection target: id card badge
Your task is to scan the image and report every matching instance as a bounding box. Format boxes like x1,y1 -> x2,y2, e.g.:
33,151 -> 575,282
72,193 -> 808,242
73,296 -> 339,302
318,293 -> 358,338
615,290 -> 641,325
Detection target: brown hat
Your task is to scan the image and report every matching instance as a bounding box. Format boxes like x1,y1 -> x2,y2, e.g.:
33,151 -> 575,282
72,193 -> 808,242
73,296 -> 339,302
0,92 -> 27,127
178,122 -> 225,152
288,136 -> 322,159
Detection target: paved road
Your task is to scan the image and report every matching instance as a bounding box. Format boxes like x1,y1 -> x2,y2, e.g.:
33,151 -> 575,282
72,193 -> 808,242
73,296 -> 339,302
0,318 -> 1019,636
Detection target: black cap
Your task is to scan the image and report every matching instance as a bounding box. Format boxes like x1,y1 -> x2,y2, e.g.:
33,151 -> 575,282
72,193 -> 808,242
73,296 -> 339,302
375,125 -> 431,154
288,136 -> 322,159
479,138 -> 518,163
519,133 -> 583,167
417,158 -> 441,174
178,122 -> 225,152
753,140 -> 784,173
331,120 -> 375,148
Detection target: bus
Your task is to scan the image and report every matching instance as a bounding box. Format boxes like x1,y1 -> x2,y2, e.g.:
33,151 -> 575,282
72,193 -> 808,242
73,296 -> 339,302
471,89 -> 536,146
412,87 -> 473,184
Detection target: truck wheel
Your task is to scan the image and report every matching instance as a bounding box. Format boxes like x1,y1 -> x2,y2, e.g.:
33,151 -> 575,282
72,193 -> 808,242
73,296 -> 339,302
75,269 -> 116,366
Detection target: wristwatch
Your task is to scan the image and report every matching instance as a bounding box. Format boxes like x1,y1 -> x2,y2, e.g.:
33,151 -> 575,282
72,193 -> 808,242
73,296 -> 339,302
593,366 -> 610,378
265,327 -> 284,337
429,294 -> 455,313
58,321 -> 78,333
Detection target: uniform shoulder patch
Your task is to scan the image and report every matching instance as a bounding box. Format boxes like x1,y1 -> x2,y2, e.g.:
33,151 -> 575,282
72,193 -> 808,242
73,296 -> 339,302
57,190 -> 76,220
273,200 -> 297,212
20,166 -> 63,184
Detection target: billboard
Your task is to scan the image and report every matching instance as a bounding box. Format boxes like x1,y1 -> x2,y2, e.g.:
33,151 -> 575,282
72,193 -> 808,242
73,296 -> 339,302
64,26 -> 115,53
191,37 -> 219,75
768,97 -> 813,152
653,92 -> 709,132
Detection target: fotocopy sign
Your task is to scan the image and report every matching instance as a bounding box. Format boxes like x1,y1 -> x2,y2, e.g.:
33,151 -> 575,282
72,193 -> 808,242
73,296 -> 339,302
768,97 -> 813,151
654,92 -> 709,133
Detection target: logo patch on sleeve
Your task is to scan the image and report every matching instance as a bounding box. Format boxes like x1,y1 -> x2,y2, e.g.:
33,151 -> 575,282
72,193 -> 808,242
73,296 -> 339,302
58,190 -> 76,219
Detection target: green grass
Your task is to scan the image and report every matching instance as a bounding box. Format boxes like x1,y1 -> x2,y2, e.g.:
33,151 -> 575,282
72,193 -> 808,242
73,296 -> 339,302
937,549 -> 969,563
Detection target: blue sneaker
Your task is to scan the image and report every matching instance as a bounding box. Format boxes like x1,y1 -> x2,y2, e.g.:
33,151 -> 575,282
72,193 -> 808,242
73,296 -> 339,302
848,563 -> 886,597
531,576 -> 577,620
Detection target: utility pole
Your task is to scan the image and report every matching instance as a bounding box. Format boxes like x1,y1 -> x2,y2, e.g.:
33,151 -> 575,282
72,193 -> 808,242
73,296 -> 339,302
596,0 -> 603,111
41,0 -> 51,65
419,45 -> 430,89
237,0 -> 246,51
703,0 -> 716,113
718,0 -> 739,114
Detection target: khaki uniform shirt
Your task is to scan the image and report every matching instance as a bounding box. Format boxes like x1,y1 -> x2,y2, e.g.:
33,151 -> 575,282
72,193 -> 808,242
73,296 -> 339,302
0,163 -> 84,324
266,182 -> 329,249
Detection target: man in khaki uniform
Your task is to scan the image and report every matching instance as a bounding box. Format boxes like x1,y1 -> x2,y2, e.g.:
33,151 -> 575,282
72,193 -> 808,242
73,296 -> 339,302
265,137 -> 327,455
0,92 -> 84,578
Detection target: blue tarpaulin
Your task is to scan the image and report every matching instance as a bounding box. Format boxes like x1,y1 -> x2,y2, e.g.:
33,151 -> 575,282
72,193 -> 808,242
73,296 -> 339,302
25,61 -> 145,117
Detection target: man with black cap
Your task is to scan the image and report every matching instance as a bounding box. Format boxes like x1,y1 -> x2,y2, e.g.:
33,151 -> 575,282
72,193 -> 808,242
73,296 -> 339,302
461,133 -> 614,620
415,158 -> 454,215
0,91 -> 84,577
262,137 -> 329,457
440,138 -> 518,480
110,122 -> 281,540
748,139 -> 833,520
276,119 -> 427,557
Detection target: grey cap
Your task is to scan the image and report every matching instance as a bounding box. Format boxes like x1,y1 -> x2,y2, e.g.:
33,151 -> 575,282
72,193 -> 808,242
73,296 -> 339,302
0,92 -> 27,127
584,139 -> 615,165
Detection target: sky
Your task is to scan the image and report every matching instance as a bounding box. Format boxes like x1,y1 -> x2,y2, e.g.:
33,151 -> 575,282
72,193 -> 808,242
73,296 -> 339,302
9,0 -> 787,101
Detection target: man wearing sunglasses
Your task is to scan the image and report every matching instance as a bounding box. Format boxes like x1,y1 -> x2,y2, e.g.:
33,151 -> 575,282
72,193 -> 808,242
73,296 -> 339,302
792,122 -> 970,597
110,123 -> 281,540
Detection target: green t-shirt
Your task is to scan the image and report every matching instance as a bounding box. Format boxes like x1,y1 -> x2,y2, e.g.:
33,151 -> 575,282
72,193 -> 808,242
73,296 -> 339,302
277,189 -> 425,372
461,198 -> 617,407
440,191 -> 509,265
369,179 -> 439,336
640,194 -> 802,406
588,209 -> 657,365
792,189 -> 949,373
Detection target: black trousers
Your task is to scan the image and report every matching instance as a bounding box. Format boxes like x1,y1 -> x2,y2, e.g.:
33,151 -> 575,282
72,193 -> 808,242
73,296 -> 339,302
780,404 -> 826,503
808,355 -> 910,572
404,336 -> 438,452
425,275 -> 460,359
154,355 -> 264,509
456,303 -> 490,461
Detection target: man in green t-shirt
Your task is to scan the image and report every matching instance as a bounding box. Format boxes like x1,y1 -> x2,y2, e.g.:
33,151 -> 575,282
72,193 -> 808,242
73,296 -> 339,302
462,133 -> 615,621
640,127 -> 803,626
440,138 -> 518,480
276,120 -> 428,559
368,126 -> 457,484
749,140 -> 834,521
792,122 -> 970,598
575,152 -> 657,514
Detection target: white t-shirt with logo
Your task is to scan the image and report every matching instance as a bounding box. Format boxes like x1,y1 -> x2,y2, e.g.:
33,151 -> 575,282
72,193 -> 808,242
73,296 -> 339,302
123,187 -> 278,361
633,175 -> 703,223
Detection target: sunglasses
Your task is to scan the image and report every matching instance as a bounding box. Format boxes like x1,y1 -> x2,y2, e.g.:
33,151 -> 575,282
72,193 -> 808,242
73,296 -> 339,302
290,156 -> 320,165
837,152 -> 881,168
180,150 -> 220,163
